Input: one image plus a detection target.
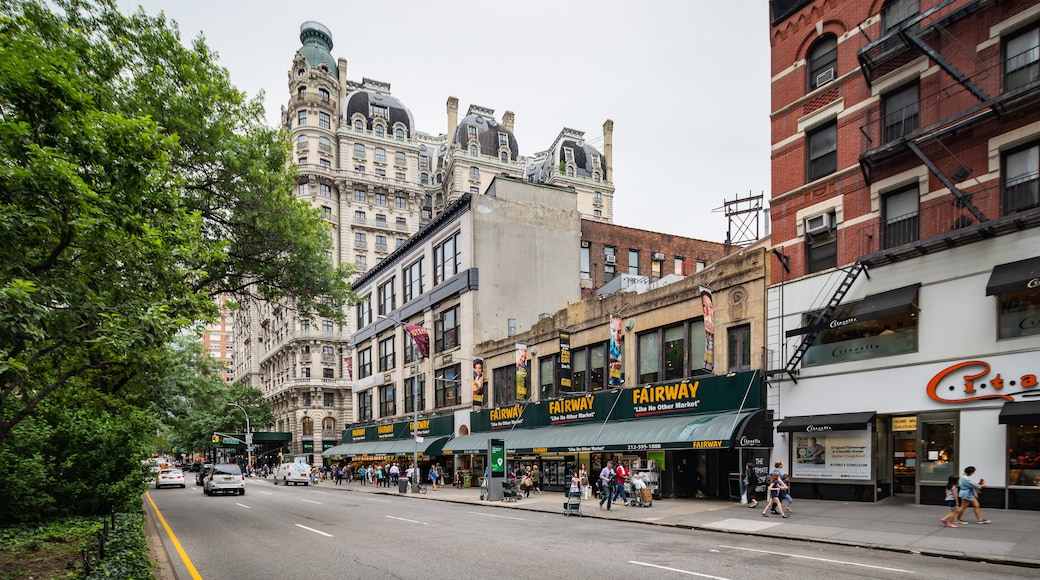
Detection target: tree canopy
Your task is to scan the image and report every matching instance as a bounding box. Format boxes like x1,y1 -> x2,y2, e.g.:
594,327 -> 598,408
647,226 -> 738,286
0,0 -> 354,515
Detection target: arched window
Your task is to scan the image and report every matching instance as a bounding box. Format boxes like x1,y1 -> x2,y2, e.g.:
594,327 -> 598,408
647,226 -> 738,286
807,34 -> 838,91
302,416 -> 314,435
297,86 -> 307,99
500,151 -> 509,162
395,128 -> 405,141
567,166 -> 575,177
375,125 -> 385,138
469,144 -> 479,156
323,417 -> 335,430
297,135 -> 308,146
354,119 -> 364,131
421,173 -> 429,185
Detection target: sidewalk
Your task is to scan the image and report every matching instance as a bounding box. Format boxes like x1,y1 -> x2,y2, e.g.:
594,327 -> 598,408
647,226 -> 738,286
320,478 -> 1040,568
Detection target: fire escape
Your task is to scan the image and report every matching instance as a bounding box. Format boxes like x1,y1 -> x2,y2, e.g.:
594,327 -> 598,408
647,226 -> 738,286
781,0 -> 1040,381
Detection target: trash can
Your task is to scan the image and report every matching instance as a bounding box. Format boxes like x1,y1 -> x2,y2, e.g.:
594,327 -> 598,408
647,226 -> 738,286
399,478 -> 409,493
463,473 -> 472,487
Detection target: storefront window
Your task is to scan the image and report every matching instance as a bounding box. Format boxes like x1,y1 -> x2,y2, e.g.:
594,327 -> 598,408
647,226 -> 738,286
638,332 -> 660,384
998,287 -> 1040,339
802,288 -> 919,366
663,326 -> 685,380
919,420 -> 956,482
1009,424 -> 1040,486
589,345 -> 605,391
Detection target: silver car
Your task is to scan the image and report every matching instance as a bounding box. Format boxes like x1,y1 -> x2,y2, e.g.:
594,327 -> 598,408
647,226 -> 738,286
203,463 -> 245,496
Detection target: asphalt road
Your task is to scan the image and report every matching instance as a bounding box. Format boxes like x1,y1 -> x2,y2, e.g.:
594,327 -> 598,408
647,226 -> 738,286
147,477 -> 1037,579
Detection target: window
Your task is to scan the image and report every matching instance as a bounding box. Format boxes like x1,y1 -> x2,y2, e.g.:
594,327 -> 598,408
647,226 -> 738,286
395,195 -> 407,209
378,277 -> 396,315
803,288 -> 920,366
297,86 -> 307,99
354,210 -> 366,224
435,364 -> 460,408
371,104 -> 389,119
301,320 -> 311,332
498,132 -> 508,147
378,335 -> 395,372
807,35 -> 837,91
468,126 -> 477,140
628,250 -> 640,275
321,206 -> 332,219
322,417 -> 334,432
1005,26 -> 1039,92
375,214 -> 387,227
605,264 -> 615,282
593,191 -> 602,205
375,168 -> 386,177
567,167 -> 575,177
395,151 -> 406,166
883,185 -> 920,248
358,347 -> 372,379
356,255 -> 367,270
500,152 -> 509,162
807,234 -> 837,273
375,125 -> 384,138
375,234 -> 387,251
396,217 -> 407,229
319,136 -> 331,153
580,246 -> 591,279
320,183 -> 331,197
807,121 -> 837,182
434,231 -> 461,284
727,324 -> 752,372
419,155 -> 430,170
297,135 -> 308,148
638,331 -> 660,384
1009,423 -> 1040,486
594,209 -> 602,218
403,326 -> 420,363
357,390 -> 372,421
298,157 -> 308,165
301,367 -> 311,378
319,111 -> 330,129
375,193 -> 387,206
355,165 -> 365,174
421,173 -> 429,185
882,82 -> 919,143
405,375 -> 426,413
322,319 -> 334,334
302,416 -> 313,434
354,143 -> 365,158
881,0 -> 918,36
354,119 -> 365,131
1003,143 -> 1039,215
396,172 -> 406,181
469,186 -> 480,194
318,88 -> 330,102
997,278 -> 1040,340
395,128 -> 405,141
469,166 -> 480,180
298,110 -> 307,125
374,148 -> 386,164
493,364 -> 518,404
539,356 -> 556,399
354,189 -> 366,203
354,232 -> 367,247
297,183 -> 308,197
564,147 -> 574,162
663,325 -> 686,380
434,305 -> 460,352
357,295 -> 371,328
379,384 -> 395,417
403,257 -> 425,302
323,367 -> 334,379
319,158 -> 331,169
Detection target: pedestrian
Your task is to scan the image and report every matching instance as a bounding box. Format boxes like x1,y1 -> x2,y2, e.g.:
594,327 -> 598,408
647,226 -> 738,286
613,461 -> 630,505
455,468 -> 464,488
436,463 -> 445,488
780,473 -> 793,512
955,466 -> 991,524
599,460 -> 616,510
522,468 -> 534,498
580,464 -> 591,500
335,465 -> 344,485
570,470 -> 581,495
390,463 -> 399,485
429,464 -> 439,491
761,472 -> 788,518
940,475 -> 960,528
531,464 -> 543,494
770,461 -> 786,514
743,462 -> 759,508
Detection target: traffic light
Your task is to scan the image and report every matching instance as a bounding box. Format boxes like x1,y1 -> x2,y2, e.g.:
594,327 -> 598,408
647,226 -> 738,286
212,434 -> 219,443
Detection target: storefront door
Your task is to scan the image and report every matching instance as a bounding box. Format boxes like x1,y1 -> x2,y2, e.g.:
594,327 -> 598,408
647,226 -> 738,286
892,431 -> 916,496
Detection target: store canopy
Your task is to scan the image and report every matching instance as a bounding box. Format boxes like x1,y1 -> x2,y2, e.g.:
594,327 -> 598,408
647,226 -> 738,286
322,436 -> 449,458
787,284 -> 921,337
776,411 -> 876,432
986,256 -> 1040,295
444,410 -> 760,454
998,400 -> 1040,424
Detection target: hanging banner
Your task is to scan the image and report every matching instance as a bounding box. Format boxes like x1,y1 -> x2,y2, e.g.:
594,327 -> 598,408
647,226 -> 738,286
609,315 -> 624,386
472,357 -> 485,409
558,331 -> 572,393
701,287 -> 715,372
406,325 -> 429,358
344,355 -> 353,381
515,343 -> 528,400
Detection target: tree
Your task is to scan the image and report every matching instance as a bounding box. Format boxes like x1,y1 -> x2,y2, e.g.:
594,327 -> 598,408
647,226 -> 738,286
0,0 -> 356,453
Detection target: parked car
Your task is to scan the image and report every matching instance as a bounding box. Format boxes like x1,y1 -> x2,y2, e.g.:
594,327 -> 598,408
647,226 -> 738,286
274,463 -> 311,486
195,463 -> 214,486
203,463 -> 245,496
188,461 -> 203,472
155,468 -> 186,489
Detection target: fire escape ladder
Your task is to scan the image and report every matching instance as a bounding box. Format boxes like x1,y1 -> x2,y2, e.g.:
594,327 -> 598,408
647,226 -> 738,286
904,140 -> 988,223
901,29 -> 991,105
784,262 -> 867,380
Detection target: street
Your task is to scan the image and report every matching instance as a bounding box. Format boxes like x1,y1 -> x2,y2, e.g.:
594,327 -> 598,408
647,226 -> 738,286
146,478 -> 1037,579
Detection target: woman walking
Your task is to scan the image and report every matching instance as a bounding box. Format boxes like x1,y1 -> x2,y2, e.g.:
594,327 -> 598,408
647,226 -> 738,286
955,466 -> 990,525
580,464 -> 591,500
761,472 -> 788,518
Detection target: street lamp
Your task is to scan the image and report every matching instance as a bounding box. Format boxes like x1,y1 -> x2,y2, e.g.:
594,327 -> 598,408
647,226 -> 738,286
227,402 -> 252,470
378,314 -> 428,492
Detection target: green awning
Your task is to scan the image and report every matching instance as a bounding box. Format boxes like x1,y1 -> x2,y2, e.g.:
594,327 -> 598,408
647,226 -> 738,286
443,410 -> 759,454
322,436 -> 449,458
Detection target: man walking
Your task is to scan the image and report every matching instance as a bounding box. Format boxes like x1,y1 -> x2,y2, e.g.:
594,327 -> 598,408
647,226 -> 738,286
599,461 -> 616,510
613,461 -> 630,506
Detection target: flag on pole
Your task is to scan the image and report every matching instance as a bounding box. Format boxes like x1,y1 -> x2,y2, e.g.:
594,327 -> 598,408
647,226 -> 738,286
406,325 -> 430,358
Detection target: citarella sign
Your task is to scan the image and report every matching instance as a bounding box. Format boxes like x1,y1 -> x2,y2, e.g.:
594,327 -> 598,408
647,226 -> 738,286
927,360 -> 1039,403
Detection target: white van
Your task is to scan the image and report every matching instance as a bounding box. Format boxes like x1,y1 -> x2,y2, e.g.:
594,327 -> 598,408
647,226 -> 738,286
274,463 -> 310,486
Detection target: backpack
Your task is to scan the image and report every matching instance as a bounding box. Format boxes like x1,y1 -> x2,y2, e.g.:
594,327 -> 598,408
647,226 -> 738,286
608,470 -> 618,485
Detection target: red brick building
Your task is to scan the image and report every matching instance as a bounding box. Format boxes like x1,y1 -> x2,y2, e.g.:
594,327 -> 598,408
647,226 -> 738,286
580,219 -> 730,299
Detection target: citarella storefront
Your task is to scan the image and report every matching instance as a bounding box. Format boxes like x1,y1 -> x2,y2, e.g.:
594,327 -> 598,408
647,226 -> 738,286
442,371 -> 770,499
774,352 -> 1040,510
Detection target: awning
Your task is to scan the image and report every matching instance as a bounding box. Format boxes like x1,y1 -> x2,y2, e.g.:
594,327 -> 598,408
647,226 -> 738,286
787,284 -> 921,337
322,436 -> 449,458
986,256 -> 1040,295
998,400 -> 1040,424
444,410 -> 760,454
776,411 -> 876,432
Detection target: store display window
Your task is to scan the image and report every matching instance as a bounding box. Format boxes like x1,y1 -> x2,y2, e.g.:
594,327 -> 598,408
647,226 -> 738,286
918,420 -> 955,483
997,287 -> 1040,339
1009,424 -> 1040,486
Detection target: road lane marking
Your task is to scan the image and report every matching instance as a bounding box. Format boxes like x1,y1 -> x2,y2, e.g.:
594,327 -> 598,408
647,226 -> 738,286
301,499 -> 322,504
144,492 -> 203,580
467,511 -> 525,521
295,524 -> 334,537
630,561 -> 730,579
235,503 -> 250,508
718,545 -> 913,573
387,515 -> 424,524
259,491 -> 273,495
366,498 -> 391,503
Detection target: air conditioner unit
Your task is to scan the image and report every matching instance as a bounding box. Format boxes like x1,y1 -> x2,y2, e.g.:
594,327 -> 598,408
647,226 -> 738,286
651,252 -> 666,262
816,67 -> 835,87
605,255 -> 617,264
805,213 -> 835,237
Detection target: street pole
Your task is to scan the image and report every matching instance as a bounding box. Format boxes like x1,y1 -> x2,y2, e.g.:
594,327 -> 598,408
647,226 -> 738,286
413,360 -> 419,492
228,403 -> 251,471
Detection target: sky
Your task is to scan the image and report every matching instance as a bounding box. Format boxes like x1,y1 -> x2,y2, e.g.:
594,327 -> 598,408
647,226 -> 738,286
125,1 -> 772,244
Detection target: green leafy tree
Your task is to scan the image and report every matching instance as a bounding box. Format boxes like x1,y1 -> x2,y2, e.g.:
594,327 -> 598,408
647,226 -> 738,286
0,0 -> 355,459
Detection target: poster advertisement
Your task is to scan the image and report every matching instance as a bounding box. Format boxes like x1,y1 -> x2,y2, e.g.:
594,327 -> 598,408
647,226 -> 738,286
609,315 -> 623,386
792,430 -> 871,480
472,357 -> 484,409
700,287 -> 714,372
515,343 -> 528,400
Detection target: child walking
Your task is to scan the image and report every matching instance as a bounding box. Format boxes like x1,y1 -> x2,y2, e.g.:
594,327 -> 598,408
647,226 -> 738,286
762,472 -> 788,518
940,475 -> 959,528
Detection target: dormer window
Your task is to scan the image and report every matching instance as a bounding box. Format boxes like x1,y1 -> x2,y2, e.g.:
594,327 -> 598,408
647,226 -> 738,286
500,152 -> 509,162
354,119 -> 364,131
469,144 -> 478,156
375,125 -> 385,138
395,128 -> 405,141
468,126 -> 477,140
371,104 -> 388,119
498,132 -> 508,147
564,147 -> 575,163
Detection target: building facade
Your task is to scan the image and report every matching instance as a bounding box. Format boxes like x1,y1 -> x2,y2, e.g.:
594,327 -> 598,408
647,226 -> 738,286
767,0 -> 1040,509
200,294 -> 235,383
